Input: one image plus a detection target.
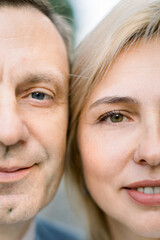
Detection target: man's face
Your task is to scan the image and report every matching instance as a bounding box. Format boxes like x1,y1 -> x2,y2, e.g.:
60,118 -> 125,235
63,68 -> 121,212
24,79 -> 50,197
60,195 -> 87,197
0,6 -> 69,224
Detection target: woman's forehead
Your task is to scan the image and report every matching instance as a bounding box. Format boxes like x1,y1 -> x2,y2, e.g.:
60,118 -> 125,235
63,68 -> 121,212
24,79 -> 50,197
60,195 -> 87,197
83,37 -> 160,107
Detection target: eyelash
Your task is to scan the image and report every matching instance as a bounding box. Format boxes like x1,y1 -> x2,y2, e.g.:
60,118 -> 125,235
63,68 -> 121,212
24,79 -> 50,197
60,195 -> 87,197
97,110 -> 130,124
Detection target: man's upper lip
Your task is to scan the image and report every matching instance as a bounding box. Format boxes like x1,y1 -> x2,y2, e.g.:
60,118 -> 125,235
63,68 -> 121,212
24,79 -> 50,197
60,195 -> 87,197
124,180 -> 160,188
0,165 -> 34,172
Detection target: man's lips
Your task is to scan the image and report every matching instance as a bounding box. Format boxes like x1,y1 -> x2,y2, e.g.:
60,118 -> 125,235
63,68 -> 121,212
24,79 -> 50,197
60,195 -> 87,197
0,167 -> 29,172
0,165 -> 36,183
124,180 -> 160,206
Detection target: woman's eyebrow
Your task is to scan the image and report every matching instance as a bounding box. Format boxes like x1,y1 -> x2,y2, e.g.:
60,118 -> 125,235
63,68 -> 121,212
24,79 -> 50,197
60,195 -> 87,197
90,96 -> 140,109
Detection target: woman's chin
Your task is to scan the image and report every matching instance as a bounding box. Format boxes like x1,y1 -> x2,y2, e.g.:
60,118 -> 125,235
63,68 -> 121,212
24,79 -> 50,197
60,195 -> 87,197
132,223 -> 160,238
136,231 -> 160,238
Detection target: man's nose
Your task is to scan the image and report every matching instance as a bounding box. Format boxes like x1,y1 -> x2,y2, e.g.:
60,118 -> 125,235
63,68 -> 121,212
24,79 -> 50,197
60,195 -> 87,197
0,102 -> 29,147
133,124 -> 160,167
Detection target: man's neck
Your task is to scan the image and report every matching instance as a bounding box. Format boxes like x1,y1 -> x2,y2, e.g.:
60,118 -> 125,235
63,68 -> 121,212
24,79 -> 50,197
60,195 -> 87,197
0,220 -> 32,240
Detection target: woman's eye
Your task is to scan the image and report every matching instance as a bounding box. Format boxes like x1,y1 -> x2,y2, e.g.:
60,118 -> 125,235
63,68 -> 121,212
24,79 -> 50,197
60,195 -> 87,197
99,112 -> 129,124
109,113 -> 124,123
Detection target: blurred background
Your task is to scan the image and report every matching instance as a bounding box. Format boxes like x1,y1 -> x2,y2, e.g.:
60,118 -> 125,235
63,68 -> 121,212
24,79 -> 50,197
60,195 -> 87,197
38,0 -> 120,236
49,0 -> 120,44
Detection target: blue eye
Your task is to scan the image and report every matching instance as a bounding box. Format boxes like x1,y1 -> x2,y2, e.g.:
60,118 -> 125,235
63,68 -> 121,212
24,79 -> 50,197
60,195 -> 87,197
31,92 -> 45,100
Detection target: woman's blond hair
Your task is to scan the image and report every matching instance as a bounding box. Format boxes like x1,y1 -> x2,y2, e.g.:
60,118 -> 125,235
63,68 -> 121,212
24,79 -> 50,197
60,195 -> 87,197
66,1 -> 160,239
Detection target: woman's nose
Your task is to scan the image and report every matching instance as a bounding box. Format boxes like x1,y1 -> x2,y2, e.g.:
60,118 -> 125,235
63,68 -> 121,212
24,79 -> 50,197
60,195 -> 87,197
0,102 -> 29,147
133,124 -> 160,167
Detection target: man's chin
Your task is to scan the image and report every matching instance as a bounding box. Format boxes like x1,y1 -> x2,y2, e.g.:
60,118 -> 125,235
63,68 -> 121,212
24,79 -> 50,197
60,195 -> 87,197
0,194 -> 41,225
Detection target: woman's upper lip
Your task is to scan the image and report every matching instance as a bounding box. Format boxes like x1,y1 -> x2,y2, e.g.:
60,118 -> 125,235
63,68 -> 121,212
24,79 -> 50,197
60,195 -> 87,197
124,180 -> 160,188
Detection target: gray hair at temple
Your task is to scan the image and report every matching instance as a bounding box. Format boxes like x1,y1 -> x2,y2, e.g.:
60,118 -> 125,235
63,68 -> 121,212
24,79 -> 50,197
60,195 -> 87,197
66,0 -> 160,240
0,0 -> 72,61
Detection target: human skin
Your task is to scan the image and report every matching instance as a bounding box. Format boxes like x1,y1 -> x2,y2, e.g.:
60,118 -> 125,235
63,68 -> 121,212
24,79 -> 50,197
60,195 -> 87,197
78,38 -> 160,240
0,6 -> 69,239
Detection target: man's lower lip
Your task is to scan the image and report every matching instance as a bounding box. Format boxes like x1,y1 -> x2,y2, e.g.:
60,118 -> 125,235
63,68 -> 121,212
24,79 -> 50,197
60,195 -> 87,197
125,188 -> 160,206
0,167 -> 33,183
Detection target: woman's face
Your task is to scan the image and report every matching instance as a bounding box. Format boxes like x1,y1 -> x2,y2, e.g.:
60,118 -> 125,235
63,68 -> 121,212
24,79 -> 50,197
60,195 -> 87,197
78,38 -> 160,239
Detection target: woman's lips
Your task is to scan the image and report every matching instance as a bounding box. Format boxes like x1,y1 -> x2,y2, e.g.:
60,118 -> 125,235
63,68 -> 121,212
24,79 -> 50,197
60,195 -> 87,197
0,166 -> 34,183
124,180 -> 160,206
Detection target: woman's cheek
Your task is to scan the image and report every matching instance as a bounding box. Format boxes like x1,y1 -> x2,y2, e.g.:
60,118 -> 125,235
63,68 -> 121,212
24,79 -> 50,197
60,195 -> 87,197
79,126 -> 130,176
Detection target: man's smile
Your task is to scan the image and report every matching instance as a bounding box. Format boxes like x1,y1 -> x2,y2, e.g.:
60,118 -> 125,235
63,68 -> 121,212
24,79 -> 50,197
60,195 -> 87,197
0,164 -> 36,183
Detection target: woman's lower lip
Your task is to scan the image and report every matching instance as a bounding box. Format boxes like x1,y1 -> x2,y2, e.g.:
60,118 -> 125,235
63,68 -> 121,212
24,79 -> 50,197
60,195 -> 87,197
125,188 -> 160,206
0,167 -> 33,183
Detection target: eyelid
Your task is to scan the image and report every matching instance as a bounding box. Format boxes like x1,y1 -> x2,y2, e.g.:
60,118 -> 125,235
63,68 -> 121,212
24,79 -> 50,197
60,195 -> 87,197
20,87 -> 55,99
97,110 -> 131,123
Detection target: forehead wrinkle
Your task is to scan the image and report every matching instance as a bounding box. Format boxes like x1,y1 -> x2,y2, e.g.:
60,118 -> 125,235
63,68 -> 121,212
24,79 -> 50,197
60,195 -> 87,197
90,96 -> 140,109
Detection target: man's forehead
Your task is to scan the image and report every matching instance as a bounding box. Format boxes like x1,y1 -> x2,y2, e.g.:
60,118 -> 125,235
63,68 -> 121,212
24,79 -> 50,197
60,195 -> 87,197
0,5 -> 69,80
0,6 -> 59,41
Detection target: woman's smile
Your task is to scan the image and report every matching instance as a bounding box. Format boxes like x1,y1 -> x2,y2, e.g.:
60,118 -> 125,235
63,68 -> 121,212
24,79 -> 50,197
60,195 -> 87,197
124,180 -> 160,206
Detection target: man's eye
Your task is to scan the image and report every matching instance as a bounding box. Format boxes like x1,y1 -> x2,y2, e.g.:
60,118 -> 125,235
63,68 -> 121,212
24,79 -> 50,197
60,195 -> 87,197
21,90 -> 55,107
99,111 -> 129,123
31,92 -> 45,100
30,92 -> 52,100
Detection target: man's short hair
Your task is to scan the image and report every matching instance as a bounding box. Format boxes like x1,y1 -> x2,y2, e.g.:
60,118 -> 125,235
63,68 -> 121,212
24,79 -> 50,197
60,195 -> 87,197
0,0 -> 72,59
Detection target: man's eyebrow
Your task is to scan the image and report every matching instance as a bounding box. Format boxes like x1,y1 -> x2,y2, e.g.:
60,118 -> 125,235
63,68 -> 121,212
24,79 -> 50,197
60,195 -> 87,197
16,71 -> 67,97
90,96 -> 139,109
16,71 -> 68,100
21,72 -> 65,85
